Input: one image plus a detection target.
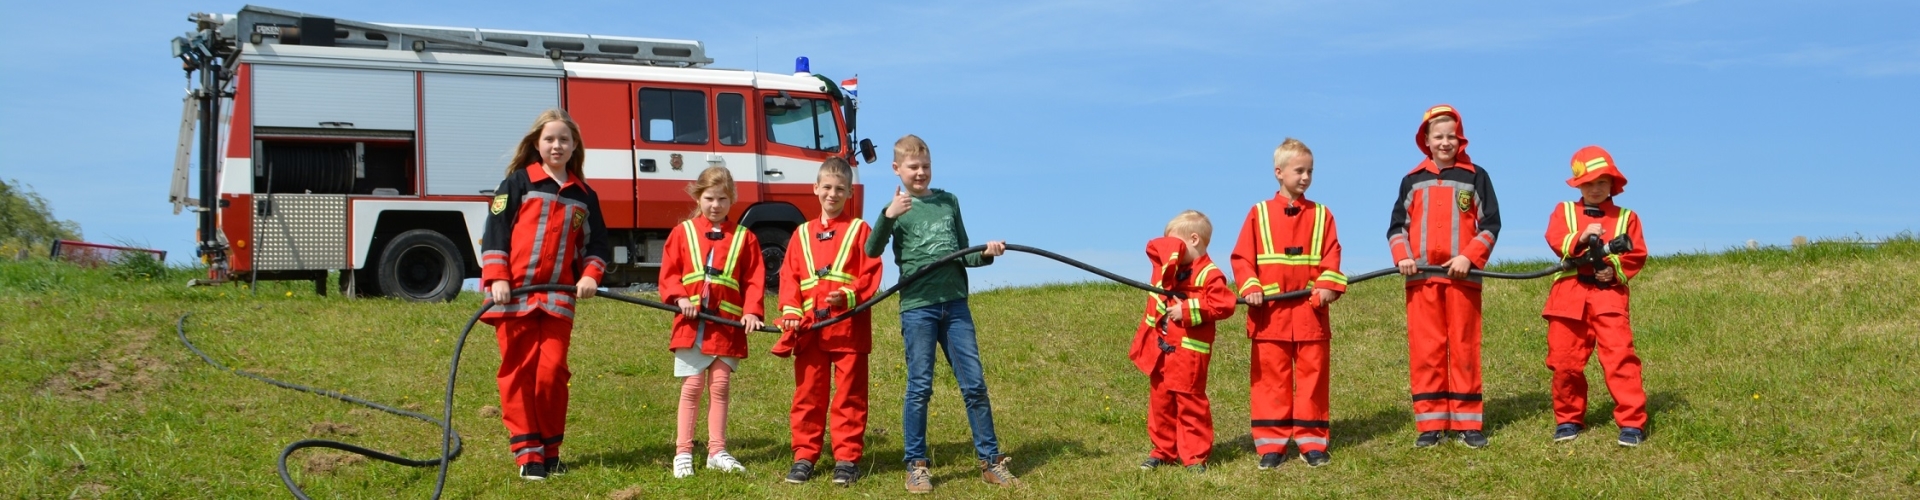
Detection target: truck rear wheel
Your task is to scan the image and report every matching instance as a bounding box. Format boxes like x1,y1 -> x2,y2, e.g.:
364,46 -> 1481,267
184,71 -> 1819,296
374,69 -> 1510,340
754,225 -> 793,293
375,229 -> 463,302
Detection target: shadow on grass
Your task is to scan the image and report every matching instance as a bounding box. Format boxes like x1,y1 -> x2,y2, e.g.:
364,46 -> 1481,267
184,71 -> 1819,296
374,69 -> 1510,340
1593,390 -> 1688,435
576,436 -> 783,472
855,437 -> 1103,483
1485,391 -> 1552,436
1333,406 -> 1413,448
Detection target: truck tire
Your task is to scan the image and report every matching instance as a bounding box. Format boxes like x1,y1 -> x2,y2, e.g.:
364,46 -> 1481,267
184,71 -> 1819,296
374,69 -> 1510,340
374,229 -> 463,302
754,225 -> 793,293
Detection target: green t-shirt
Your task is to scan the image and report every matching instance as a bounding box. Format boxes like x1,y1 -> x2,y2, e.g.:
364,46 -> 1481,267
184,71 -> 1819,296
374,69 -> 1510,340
865,189 -> 994,311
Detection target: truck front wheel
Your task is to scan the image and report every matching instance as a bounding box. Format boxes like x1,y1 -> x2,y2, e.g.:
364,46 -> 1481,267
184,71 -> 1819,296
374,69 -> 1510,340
375,229 -> 464,302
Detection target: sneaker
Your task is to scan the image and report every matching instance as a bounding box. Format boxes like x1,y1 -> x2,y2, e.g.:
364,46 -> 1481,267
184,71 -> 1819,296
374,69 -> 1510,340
1617,427 -> 1646,447
1140,456 -> 1168,470
1459,430 -> 1489,449
1554,423 -> 1585,443
1186,463 -> 1208,474
980,455 -> 1022,487
1414,430 -> 1445,448
518,461 -> 548,481
1303,450 -> 1330,468
706,450 -> 747,473
671,453 -> 694,479
785,459 -> 814,484
1257,452 -> 1286,470
904,459 -> 933,494
832,461 -> 858,486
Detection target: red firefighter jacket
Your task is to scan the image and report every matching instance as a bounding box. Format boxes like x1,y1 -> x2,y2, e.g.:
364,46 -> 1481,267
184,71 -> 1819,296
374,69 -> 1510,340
479,165 -> 610,325
775,213 -> 883,354
1129,237 -> 1237,394
1387,160 -> 1502,288
1542,199 -> 1646,319
659,216 -> 765,358
1230,194 -> 1348,341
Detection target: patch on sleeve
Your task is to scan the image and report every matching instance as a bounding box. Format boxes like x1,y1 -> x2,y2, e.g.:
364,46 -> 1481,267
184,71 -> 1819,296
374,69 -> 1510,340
490,194 -> 508,214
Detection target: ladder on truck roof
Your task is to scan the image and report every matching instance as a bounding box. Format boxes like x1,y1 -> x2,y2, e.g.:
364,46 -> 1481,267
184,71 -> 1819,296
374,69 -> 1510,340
224,4 -> 713,67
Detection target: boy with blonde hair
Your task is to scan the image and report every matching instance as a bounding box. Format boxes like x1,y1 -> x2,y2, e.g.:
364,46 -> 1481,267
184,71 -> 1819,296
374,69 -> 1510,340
1387,105 -> 1502,449
774,157 -> 884,485
1231,138 -> 1347,468
1131,210 -> 1238,473
865,135 -> 1018,493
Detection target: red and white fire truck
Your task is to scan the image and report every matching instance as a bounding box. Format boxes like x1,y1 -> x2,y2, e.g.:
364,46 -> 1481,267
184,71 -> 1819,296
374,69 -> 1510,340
170,5 -> 872,301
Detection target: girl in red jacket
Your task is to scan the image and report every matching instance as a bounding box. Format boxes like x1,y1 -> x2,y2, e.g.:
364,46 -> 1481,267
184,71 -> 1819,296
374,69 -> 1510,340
1542,146 -> 1649,447
479,109 -> 610,481
659,166 -> 766,478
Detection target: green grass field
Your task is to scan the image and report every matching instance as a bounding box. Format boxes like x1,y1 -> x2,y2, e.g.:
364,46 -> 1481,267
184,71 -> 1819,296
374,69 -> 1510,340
5,239 -> 1918,498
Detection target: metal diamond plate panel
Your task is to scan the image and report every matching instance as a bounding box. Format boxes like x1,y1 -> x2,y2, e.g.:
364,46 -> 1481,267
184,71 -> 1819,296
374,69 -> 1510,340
252,194 -> 347,271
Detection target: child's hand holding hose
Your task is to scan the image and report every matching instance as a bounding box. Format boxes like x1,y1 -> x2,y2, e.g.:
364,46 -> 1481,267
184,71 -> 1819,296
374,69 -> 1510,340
489,280 -> 510,304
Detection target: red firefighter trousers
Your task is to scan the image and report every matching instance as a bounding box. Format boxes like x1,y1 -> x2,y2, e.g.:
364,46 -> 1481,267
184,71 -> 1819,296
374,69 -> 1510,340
790,349 -> 869,463
1407,283 -> 1484,432
1147,369 -> 1213,466
1547,312 -> 1647,429
495,311 -> 571,465
1251,340 -> 1331,454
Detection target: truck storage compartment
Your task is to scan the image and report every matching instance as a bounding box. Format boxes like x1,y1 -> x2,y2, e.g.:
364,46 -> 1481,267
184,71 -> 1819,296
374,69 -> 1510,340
254,134 -> 415,195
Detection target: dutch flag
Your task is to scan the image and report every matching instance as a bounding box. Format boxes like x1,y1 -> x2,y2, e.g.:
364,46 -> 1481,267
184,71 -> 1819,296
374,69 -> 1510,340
840,76 -> 857,98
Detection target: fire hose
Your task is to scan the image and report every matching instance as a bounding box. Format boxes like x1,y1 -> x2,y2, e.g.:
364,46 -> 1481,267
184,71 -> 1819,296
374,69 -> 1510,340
174,236 -> 1627,498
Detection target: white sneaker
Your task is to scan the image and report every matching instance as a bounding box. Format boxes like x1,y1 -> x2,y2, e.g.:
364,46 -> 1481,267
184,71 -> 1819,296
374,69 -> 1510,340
706,450 -> 747,473
672,453 -> 695,478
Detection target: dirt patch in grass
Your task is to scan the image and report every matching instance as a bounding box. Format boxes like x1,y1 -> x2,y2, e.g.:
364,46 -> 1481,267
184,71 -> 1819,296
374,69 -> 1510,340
608,485 -> 645,500
68,482 -> 112,499
478,405 -> 501,418
308,421 -> 360,436
38,329 -> 169,402
304,452 -> 368,475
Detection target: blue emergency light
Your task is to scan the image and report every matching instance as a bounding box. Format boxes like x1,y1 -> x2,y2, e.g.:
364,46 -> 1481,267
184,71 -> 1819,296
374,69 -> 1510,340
795,56 -> 810,75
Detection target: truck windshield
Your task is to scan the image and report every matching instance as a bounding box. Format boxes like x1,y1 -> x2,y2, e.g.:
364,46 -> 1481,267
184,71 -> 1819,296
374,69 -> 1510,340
765,97 -> 840,152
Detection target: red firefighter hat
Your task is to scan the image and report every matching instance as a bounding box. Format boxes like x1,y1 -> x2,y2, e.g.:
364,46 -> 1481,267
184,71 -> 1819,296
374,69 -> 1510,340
1415,104 -> 1471,164
1567,145 -> 1628,195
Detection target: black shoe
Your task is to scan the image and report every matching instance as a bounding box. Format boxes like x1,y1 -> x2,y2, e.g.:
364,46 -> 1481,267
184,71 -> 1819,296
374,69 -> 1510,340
1459,430 -> 1489,449
1553,423 -> 1584,443
1617,427 -> 1646,447
785,459 -> 814,484
832,461 -> 859,486
1415,431 -> 1445,448
518,461 -> 548,481
1303,450 -> 1330,468
1139,456 -> 1167,470
1257,452 -> 1286,470
1185,463 -> 1207,474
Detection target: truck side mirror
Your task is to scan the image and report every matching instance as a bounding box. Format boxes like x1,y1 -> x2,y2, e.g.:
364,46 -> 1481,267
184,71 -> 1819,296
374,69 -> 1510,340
859,138 -> 876,164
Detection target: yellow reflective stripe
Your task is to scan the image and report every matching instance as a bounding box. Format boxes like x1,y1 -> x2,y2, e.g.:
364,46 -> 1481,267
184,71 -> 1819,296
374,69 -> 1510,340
831,220 -> 863,273
781,305 -> 804,316
1180,337 -> 1210,354
1612,209 -> 1633,283
840,286 -> 857,305
1559,202 -> 1579,257
1310,204 -> 1326,259
1318,270 -> 1347,285
1256,202 -> 1275,255
1256,254 -> 1322,265
681,220 -> 705,276
721,226 -> 749,277
799,222 -> 819,275
716,301 -> 744,316
1187,298 -> 1202,325
1261,283 -> 1282,295
1240,278 -> 1261,292
1552,270 -> 1576,281
1192,264 -> 1217,287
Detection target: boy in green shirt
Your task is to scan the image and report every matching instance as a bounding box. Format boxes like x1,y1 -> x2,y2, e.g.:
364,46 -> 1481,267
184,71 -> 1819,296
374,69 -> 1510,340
865,134 -> 1018,493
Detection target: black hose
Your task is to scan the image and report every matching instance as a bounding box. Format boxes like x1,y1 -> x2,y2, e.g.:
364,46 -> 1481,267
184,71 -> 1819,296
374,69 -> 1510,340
1242,262 -> 1570,303
177,244 -> 1568,499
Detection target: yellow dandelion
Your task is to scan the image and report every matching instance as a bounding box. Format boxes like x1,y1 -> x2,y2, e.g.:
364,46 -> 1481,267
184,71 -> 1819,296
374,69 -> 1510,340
1752,393 -> 1760,400
285,291 -> 293,297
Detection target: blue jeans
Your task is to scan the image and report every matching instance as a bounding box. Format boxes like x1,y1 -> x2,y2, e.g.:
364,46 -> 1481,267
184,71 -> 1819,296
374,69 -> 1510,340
900,299 -> 1001,463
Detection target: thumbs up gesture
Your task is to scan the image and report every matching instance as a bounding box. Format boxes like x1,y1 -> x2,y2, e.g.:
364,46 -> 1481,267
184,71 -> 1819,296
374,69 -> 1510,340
884,186 -> 914,218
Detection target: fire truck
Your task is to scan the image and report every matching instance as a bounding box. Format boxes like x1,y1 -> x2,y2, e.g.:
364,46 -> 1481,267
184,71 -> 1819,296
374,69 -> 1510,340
169,5 -> 872,301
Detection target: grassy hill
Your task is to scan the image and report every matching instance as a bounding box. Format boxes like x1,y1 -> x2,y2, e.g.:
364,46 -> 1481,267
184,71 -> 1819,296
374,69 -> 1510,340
4,238 -> 1918,498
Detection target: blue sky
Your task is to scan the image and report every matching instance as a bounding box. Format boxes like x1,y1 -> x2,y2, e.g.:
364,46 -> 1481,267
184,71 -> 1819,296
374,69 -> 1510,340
4,1 -> 1917,289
